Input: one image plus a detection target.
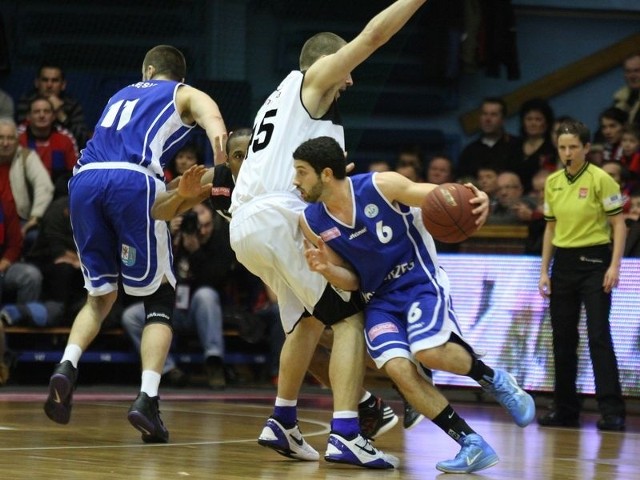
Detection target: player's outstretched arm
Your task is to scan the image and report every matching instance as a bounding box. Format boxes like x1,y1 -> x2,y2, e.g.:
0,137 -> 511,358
151,165 -> 212,220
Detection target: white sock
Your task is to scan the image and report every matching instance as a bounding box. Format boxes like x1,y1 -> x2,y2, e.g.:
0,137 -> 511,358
359,391 -> 372,404
60,344 -> 83,368
275,397 -> 297,407
140,370 -> 161,397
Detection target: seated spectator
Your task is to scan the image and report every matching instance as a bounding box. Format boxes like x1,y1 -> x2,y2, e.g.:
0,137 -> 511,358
457,96 -> 520,179
0,196 -> 43,318
613,52 -> 640,127
25,195 -> 85,325
512,169 -> 549,254
0,88 -> 14,118
487,171 -> 535,225
121,203 -> 234,389
18,96 -> 79,195
602,160 -> 633,216
394,145 -> 424,182
475,165 -> 500,210
16,63 -> 90,148
425,154 -> 455,185
620,123 -> 640,184
368,159 -> 391,173
163,143 -> 202,183
0,118 -> 54,251
595,107 -> 628,162
513,98 -> 556,193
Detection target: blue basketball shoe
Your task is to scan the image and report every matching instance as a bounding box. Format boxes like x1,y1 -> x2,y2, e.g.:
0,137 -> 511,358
436,434 -> 499,473
481,369 -> 535,427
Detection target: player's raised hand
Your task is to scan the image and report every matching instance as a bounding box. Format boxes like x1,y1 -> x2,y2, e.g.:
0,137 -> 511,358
178,165 -> 212,199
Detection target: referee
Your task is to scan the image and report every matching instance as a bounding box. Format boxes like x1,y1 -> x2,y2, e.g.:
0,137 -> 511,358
537,119 -> 626,431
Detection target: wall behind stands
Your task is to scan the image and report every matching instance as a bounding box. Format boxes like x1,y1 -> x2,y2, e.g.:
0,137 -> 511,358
0,1 -> 639,170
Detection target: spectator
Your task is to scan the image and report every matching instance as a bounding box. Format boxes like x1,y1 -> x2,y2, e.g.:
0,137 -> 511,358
602,160 -> 633,215
624,189 -> 640,257
0,118 -> 54,246
0,88 -> 14,118
457,97 -> 520,179
487,171 -> 535,225
596,107 -> 628,162
425,154 -> 455,185
24,195 -> 84,325
538,119 -> 626,431
475,165 -> 500,210
513,169 -> 549,255
394,145 -> 424,182
612,52 -> 640,127
368,159 -> 391,173
18,96 -> 79,194
513,98 -> 556,193
164,143 -> 201,183
122,202 -> 234,389
16,63 -> 91,148
620,123 -> 640,183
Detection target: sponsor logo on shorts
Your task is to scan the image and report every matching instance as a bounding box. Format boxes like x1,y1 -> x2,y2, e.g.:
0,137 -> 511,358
121,244 -> 136,266
384,261 -> 414,281
367,322 -> 399,342
320,227 -> 341,241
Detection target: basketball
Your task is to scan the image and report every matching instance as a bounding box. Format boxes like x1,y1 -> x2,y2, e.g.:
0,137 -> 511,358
421,183 -> 478,243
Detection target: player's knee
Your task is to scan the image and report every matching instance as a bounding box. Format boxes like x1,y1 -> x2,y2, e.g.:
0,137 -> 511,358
144,282 -> 175,328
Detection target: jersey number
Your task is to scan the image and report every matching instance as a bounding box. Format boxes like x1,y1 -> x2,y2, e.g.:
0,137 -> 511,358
251,108 -> 277,153
376,221 -> 393,244
101,99 -> 139,130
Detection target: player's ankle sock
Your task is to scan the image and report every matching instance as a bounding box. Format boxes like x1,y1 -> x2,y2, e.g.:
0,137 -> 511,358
273,407 -> 296,427
432,405 -> 475,443
331,416 -> 360,439
466,358 -> 494,383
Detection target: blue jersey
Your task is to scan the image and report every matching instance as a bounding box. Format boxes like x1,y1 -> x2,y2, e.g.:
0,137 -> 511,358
303,173 -> 441,303
77,80 -> 195,178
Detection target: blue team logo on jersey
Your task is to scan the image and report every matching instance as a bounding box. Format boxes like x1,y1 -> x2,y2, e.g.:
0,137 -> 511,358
121,244 -> 136,266
364,204 -> 379,218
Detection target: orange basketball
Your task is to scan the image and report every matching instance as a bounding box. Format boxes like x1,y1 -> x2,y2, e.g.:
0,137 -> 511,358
421,183 -> 478,243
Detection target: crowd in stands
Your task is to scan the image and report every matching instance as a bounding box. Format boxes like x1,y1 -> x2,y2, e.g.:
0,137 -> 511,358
1,51 -> 640,388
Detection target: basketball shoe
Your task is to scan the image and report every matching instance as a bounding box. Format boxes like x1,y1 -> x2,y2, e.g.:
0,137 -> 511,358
391,384 -> 425,430
325,432 -> 399,469
358,395 -> 399,439
435,433 -> 499,473
480,369 -> 535,427
258,417 -> 319,461
127,392 -> 169,443
44,360 -> 78,424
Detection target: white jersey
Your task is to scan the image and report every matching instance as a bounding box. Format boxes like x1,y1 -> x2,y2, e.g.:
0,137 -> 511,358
230,70 -> 344,211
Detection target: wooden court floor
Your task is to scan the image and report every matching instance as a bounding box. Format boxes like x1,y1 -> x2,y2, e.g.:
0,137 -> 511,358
0,386 -> 638,480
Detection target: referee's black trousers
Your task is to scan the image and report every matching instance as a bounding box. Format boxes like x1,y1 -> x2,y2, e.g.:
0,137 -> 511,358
549,245 -> 625,418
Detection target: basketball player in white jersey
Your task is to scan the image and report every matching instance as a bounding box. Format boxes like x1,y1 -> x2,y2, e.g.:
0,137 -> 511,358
43,45 -> 226,443
227,0 -> 429,469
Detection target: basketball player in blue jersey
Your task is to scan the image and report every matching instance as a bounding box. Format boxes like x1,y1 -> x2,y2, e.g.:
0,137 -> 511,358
294,136 -> 537,474
43,45 -> 227,443
223,1 -> 434,469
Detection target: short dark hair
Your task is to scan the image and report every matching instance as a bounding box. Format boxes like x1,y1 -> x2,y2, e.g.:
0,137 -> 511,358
28,95 -> 54,111
226,128 -> 253,156
555,119 -> 591,145
293,136 -> 346,179
482,96 -> 508,117
519,98 -> 555,138
143,45 -> 186,81
599,107 -> 628,125
37,63 -> 65,80
299,33 -> 346,71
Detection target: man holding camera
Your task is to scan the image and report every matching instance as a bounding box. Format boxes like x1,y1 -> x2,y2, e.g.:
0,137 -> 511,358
122,202 -> 235,389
